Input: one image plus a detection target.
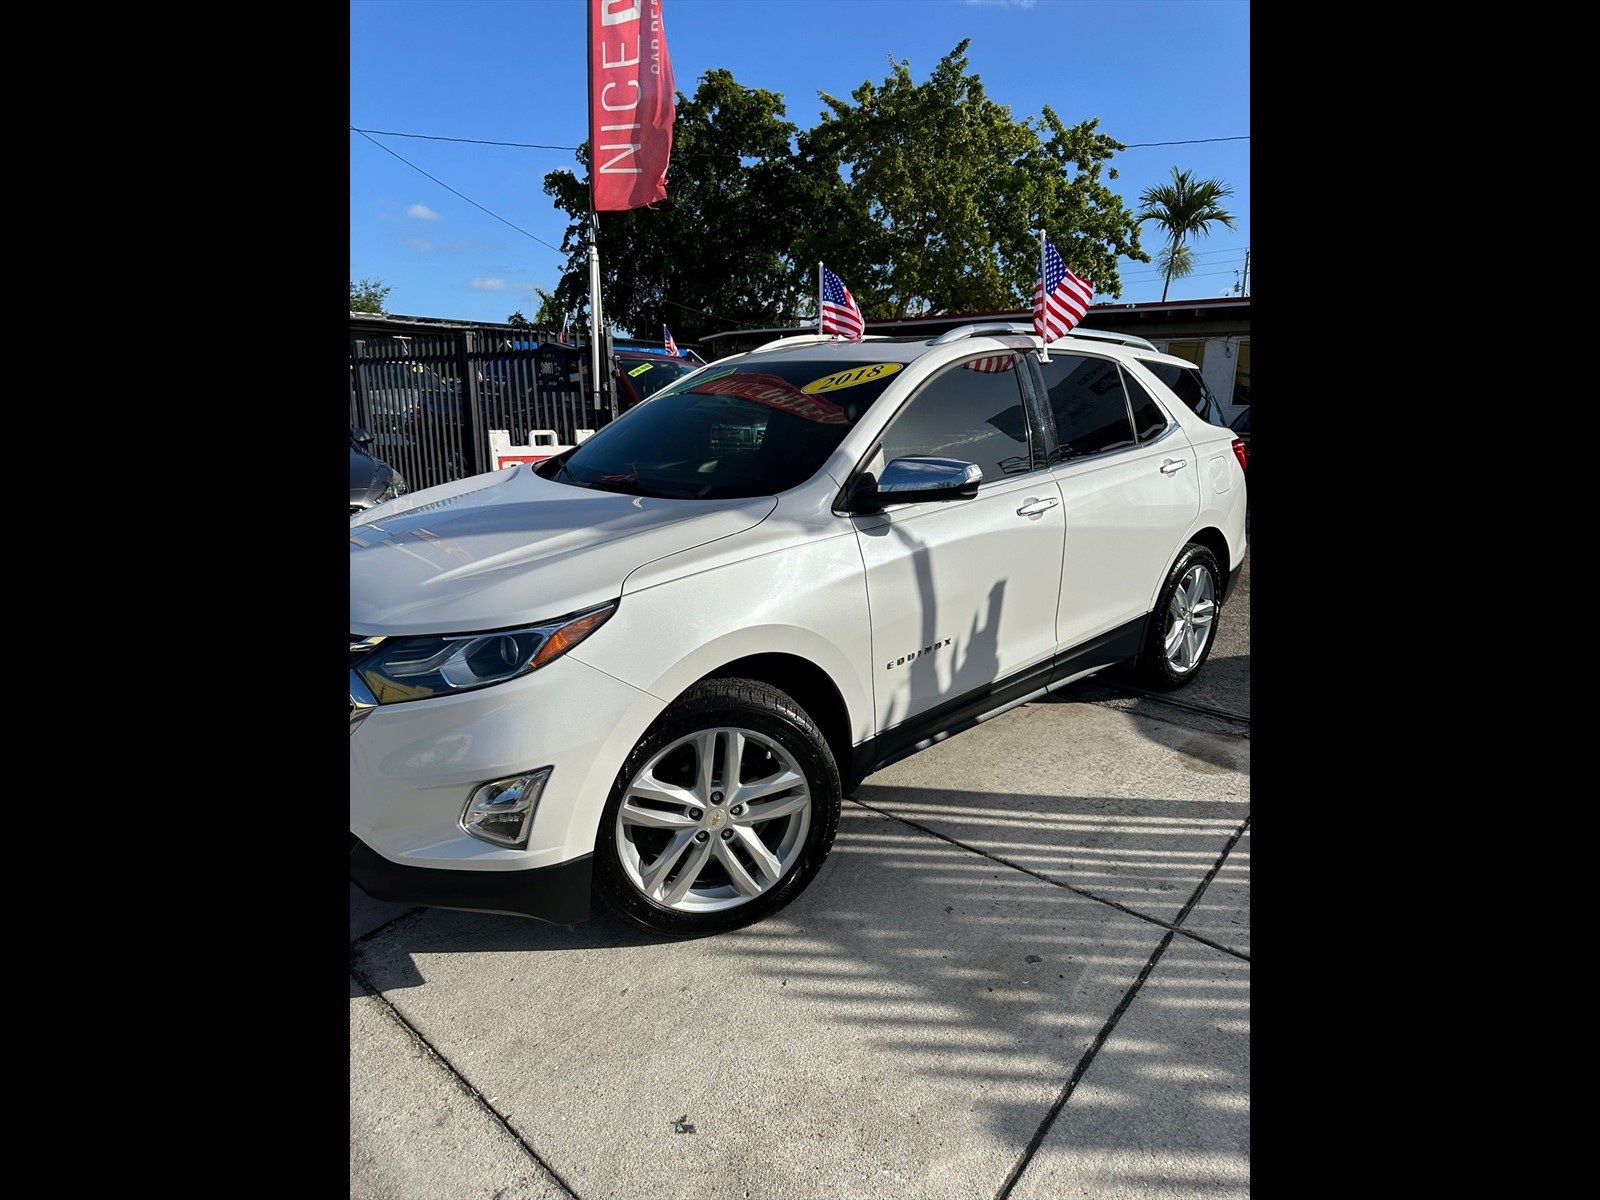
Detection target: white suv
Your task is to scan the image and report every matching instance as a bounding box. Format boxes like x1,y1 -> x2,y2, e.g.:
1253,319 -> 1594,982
350,324 -> 1249,936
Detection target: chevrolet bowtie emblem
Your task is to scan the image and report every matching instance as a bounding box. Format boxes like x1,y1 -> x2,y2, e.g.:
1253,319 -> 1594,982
710,812 -> 723,827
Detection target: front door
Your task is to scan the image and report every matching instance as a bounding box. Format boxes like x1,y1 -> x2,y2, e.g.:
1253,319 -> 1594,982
852,354 -> 1066,734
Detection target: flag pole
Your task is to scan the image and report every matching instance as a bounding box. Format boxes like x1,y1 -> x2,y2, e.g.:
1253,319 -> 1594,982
586,8 -> 614,426
817,262 -> 823,336
1038,229 -> 1050,363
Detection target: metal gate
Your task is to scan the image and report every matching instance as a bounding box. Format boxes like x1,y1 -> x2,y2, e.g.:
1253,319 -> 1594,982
349,329 -> 602,492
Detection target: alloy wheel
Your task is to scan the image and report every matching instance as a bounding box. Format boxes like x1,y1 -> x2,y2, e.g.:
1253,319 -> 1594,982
615,725 -> 812,912
1162,563 -> 1216,674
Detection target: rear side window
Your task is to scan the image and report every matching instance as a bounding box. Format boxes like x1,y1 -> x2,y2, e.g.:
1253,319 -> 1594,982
1141,360 -> 1225,425
1038,354 -> 1134,461
878,355 -> 1033,482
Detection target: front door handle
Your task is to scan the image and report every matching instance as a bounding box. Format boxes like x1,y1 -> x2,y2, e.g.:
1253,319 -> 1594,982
1016,496 -> 1059,518
1160,458 -> 1188,475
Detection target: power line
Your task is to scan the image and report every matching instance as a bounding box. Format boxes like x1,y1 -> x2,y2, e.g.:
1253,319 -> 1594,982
1122,136 -> 1249,148
350,126 -> 579,150
350,126 -> 570,256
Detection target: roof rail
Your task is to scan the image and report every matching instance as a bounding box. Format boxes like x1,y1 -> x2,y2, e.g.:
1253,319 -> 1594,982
929,322 -> 1037,344
1064,328 -> 1160,352
928,323 -> 1160,353
748,333 -> 890,354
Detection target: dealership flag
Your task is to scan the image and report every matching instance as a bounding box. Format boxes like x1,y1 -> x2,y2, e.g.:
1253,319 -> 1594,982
819,264 -> 865,341
1033,233 -> 1092,342
588,0 -> 676,211
559,313 -> 571,344
663,325 -> 678,356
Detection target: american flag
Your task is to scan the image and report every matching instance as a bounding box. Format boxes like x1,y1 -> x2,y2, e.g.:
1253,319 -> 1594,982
1033,235 -> 1092,342
559,314 -> 571,344
664,325 -> 679,356
820,266 -> 864,341
962,355 -> 1015,373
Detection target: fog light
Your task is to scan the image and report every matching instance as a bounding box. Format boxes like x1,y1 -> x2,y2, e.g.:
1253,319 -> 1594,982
461,767 -> 552,848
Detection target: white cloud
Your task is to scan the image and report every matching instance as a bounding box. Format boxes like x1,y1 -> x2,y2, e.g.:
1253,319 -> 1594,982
407,203 -> 442,220
470,278 -> 515,292
402,237 -> 433,251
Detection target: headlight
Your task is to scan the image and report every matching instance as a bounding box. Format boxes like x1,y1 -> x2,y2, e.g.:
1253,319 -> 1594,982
379,471 -> 409,502
353,603 -> 615,704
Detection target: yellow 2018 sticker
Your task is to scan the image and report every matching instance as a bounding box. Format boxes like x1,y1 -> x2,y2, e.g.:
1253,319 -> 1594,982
627,363 -> 654,377
801,362 -> 903,395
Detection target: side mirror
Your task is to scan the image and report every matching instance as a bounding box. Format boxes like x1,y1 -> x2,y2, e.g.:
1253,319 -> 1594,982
848,456 -> 982,513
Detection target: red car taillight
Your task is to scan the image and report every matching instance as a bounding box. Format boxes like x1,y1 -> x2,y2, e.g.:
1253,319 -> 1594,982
1231,438 -> 1248,471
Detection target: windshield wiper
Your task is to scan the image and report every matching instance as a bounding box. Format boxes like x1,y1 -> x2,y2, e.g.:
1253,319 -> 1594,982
584,476 -> 653,496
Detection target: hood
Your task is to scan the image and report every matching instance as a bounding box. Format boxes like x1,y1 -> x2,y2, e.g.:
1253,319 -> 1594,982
350,446 -> 393,506
350,466 -> 776,634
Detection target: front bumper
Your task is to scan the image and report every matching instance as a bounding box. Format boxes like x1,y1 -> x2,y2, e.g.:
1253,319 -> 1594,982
351,646 -> 665,908
351,834 -> 593,924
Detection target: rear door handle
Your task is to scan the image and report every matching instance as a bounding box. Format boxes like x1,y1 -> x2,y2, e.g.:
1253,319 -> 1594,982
1016,496 -> 1059,518
1160,458 -> 1188,475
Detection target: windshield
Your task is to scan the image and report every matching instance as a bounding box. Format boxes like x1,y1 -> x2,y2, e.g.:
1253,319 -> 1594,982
554,357 -> 904,499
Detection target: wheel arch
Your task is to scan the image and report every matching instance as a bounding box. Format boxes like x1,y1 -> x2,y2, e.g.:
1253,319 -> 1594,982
700,653 -> 854,791
1180,525 -> 1233,601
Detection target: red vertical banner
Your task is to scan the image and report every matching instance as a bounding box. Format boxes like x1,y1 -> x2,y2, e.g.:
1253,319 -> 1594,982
588,0 -> 676,211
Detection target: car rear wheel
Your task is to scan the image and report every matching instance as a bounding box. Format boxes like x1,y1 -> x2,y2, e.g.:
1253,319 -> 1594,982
593,678 -> 841,937
1131,543 -> 1221,690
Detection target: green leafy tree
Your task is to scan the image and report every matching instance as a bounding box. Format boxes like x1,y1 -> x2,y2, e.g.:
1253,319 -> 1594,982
508,288 -> 566,332
350,278 -> 390,313
541,48 -> 1151,336
1135,167 -> 1237,301
813,41 -> 1147,315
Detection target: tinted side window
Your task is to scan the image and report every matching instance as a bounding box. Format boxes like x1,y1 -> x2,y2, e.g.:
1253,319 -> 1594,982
880,355 -> 1032,482
1141,361 -> 1224,425
1123,373 -> 1170,444
1039,354 -> 1134,460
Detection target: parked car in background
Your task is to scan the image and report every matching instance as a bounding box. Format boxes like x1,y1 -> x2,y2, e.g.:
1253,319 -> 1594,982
350,323 -> 1247,939
350,427 -> 408,514
355,361 -> 471,483
614,348 -> 703,411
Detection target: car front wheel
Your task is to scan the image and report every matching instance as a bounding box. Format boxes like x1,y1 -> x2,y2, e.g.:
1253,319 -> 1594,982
1131,543 -> 1221,690
593,678 -> 841,937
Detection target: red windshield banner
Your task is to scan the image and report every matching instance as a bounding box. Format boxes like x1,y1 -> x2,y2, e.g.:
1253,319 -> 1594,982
695,373 -> 849,424
588,0 -> 676,211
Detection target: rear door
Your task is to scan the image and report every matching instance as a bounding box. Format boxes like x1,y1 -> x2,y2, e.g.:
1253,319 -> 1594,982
1032,352 -> 1201,654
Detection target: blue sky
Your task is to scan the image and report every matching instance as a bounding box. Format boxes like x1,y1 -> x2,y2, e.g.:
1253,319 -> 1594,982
350,0 -> 1249,330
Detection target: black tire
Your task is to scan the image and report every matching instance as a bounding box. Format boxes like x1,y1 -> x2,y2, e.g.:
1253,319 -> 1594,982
592,678 -> 841,937
1130,543 -> 1222,691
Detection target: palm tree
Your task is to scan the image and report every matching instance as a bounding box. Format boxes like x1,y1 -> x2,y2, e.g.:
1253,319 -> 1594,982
1135,167 -> 1237,302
